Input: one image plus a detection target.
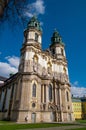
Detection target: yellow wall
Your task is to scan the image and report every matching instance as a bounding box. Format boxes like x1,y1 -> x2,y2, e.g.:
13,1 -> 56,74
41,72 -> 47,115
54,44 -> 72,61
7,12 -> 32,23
72,102 -> 82,119
82,101 -> 86,119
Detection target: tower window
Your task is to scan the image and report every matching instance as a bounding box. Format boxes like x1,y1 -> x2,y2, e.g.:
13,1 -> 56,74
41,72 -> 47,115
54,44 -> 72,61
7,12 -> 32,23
49,84 -> 52,101
52,48 -> 55,55
32,83 -> 36,97
66,91 -> 69,102
61,48 -> 64,56
35,23 -> 37,27
35,33 -> 38,42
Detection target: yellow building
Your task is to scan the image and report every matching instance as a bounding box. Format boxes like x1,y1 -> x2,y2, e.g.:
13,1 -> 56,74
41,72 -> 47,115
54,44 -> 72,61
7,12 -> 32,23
81,98 -> 86,119
72,97 -> 82,119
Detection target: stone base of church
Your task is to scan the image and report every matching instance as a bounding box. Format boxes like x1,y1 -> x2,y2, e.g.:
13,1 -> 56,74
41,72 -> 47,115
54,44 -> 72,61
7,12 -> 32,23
8,110 -> 74,123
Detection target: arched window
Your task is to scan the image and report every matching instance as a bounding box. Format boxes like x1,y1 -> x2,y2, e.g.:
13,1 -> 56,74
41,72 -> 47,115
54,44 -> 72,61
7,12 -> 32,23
52,48 -> 55,55
49,84 -> 52,101
35,33 -> 38,42
61,48 -> 64,56
32,83 -> 36,97
66,91 -> 69,102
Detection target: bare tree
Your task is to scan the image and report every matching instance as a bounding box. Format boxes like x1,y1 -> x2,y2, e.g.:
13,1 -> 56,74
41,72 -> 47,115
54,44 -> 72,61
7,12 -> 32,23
0,0 -> 10,17
0,0 -> 30,28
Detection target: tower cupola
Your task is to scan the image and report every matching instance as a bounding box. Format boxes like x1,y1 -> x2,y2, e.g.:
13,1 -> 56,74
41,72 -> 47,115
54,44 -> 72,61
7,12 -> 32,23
27,16 -> 42,32
50,29 -> 66,59
51,30 -> 63,45
23,16 -> 42,48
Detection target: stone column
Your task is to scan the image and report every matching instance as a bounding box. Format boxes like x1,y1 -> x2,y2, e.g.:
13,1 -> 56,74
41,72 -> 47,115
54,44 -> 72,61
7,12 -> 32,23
44,85 -> 46,103
41,85 -> 43,103
46,85 -> 49,102
43,85 -> 44,103
55,88 -> 57,105
59,86 -> 63,122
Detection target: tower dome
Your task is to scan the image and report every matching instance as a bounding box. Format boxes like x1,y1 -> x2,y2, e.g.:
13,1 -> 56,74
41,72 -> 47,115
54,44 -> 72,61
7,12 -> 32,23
27,16 -> 42,32
51,30 -> 64,45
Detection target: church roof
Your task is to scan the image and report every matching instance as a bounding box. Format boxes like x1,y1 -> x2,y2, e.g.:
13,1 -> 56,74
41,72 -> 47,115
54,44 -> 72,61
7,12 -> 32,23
27,16 -> 42,32
51,29 -> 64,45
0,76 -> 7,81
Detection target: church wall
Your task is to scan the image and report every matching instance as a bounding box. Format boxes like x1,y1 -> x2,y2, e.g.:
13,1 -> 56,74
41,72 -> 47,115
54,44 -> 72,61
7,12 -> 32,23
4,87 -> 12,110
42,112 -> 51,122
27,31 -> 35,40
38,55 -> 47,69
25,51 -> 34,60
56,47 -> 61,54
0,90 -> 5,111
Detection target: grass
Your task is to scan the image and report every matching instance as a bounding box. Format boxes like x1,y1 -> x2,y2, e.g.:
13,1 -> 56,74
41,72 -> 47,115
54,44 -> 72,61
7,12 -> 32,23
76,119 -> 86,123
0,122 -> 71,130
0,120 -> 86,130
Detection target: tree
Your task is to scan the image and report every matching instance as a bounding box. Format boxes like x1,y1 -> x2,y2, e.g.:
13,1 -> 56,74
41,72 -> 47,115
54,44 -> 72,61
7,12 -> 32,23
0,0 -> 30,27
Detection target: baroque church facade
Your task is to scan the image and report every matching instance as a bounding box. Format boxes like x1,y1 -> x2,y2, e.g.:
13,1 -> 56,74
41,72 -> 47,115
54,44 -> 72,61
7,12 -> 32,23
0,16 -> 74,123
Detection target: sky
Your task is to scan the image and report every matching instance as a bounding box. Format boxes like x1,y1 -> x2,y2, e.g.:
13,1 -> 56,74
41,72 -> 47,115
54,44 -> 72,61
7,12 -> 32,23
0,0 -> 86,97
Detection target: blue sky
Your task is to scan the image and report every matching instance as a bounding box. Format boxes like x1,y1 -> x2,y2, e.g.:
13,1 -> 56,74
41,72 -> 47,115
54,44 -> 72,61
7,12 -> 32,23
0,0 -> 86,97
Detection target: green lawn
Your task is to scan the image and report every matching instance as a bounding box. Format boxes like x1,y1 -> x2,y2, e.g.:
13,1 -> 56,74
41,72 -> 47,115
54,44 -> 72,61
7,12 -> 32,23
0,122 -> 71,130
0,120 -> 86,130
76,120 -> 86,123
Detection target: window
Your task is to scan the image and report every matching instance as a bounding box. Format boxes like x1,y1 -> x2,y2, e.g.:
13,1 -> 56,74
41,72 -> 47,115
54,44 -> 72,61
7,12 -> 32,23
32,103 -> 36,108
52,48 -> 55,55
35,33 -> 38,42
32,83 -> 36,97
35,23 -> 37,27
61,48 -> 64,56
66,91 -> 69,102
49,84 -> 52,101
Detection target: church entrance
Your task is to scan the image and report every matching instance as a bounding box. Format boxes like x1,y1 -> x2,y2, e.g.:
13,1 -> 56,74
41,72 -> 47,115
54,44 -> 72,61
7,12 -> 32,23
31,113 -> 36,123
51,112 -> 56,122
68,113 -> 71,121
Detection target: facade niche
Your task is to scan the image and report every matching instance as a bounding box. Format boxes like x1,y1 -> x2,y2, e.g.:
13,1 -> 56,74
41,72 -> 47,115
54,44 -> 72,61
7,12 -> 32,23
32,83 -> 36,97
49,84 -> 53,101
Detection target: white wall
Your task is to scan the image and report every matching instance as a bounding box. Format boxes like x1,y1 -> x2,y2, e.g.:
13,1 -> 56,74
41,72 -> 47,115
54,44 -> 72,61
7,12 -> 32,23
28,32 -> 35,40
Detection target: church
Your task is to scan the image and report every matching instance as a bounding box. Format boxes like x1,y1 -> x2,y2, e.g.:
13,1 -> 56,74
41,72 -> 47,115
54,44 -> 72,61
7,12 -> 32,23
0,16 -> 74,123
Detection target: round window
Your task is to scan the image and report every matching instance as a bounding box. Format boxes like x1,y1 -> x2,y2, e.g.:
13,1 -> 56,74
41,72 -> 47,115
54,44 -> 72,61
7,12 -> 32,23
32,103 -> 36,108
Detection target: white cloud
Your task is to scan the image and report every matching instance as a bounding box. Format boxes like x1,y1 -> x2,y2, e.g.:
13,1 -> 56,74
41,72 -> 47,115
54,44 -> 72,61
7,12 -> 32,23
5,56 -> 19,68
0,56 -> 19,78
24,0 -> 45,17
33,0 -> 45,15
0,81 -> 4,83
71,81 -> 86,97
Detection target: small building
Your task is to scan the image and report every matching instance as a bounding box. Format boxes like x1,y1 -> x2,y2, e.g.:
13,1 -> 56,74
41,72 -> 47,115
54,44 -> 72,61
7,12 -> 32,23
81,97 -> 86,119
72,97 -> 82,119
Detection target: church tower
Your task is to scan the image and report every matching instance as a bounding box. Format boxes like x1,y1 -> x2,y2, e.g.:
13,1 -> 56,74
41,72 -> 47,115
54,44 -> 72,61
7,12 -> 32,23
19,16 -> 42,72
49,30 -> 69,82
